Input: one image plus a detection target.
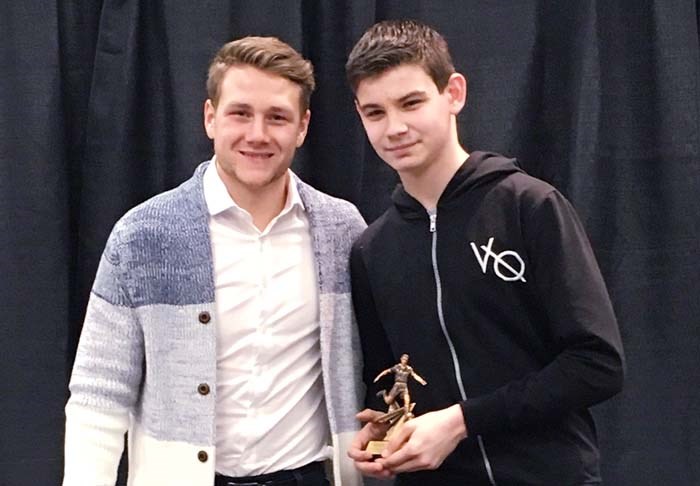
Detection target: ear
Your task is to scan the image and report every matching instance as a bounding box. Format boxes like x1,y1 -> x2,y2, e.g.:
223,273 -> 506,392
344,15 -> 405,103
204,99 -> 216,139
445,73 -> 467,115
296,109 -> 311,147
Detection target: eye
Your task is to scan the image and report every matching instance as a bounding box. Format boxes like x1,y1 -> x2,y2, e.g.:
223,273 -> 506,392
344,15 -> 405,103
269,113 -> 289,123
404,98 -> 423,109
364,109 -> 385,119
229,110 -> 250,118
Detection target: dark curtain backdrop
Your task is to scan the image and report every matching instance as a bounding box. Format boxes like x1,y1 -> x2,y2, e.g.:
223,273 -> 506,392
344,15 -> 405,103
1,1 -> 699,484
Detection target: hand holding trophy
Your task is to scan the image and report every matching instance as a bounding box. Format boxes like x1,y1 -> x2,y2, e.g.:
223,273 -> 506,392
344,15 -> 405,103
366,353 -> 427,456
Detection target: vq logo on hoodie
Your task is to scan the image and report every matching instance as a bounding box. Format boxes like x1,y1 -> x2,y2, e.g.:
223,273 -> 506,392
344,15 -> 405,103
470,237 -> 527,282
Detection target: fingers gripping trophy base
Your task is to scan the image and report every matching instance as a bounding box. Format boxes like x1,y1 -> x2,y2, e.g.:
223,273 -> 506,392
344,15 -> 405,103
366,403 -> 416,457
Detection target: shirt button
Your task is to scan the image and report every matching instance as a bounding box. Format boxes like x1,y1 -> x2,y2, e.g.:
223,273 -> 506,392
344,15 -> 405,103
198,311 -> 211,324
197,450 -> 208,462
197,383 -> 210,395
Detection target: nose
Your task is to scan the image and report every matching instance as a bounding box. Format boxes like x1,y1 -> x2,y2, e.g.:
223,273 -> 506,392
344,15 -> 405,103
246,116 -> 269,143
386,110 -> 408,138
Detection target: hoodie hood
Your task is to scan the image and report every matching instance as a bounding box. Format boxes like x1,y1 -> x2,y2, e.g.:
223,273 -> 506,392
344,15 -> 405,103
391,151 -> 523,218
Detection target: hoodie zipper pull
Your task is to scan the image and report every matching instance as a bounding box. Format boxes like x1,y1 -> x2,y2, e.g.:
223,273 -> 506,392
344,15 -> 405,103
429,212 -> 437,233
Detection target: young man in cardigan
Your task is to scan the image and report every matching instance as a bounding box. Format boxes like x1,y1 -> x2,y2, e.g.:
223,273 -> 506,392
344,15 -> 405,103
64,36 -> 365,486
346,20 -> 624,485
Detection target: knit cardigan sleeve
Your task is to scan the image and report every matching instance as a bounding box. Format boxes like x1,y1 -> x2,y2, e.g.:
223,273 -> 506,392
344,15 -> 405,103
64,226 -> 145,486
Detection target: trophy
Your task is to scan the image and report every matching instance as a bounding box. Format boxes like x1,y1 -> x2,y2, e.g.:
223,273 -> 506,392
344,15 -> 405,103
366,353 -> 427,456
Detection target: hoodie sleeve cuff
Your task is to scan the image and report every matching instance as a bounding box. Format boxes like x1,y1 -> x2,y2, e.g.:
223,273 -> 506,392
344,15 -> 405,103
460,393 -> 508,437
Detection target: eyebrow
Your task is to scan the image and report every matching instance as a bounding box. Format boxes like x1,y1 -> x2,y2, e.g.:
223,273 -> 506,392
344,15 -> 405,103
357,90 -> 428,111
396,90 -> 428,103
268,106 -> 294,115
222,102 -> 294,114
222,102 -> 250,111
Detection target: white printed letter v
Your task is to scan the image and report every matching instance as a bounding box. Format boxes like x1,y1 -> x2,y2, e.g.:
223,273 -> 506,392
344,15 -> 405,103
470,237 -> 495,273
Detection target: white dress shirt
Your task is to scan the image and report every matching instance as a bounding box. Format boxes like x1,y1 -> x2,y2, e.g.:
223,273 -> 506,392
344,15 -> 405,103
203,161 -> 331,476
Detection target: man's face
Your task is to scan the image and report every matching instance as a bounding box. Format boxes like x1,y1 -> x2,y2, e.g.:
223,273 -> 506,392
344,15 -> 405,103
204,65 -> 309,196
400,354 -> 409,365
354,64 -> 461,176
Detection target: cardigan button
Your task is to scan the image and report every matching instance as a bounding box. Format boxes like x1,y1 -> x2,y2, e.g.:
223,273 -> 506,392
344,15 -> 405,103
197,383 -> 210,395
198,311 -> 211,324
197,450 -> 208,462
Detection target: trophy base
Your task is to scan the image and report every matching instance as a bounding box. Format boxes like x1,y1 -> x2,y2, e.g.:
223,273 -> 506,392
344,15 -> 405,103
365,402 -> 417,457
366,440 -> 388,457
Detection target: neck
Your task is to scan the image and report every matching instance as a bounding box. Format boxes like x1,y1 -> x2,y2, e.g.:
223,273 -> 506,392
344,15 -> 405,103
399,142 -> 469,211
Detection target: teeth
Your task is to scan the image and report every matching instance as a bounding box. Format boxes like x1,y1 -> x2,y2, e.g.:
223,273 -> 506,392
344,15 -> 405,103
241,152 -> 271,158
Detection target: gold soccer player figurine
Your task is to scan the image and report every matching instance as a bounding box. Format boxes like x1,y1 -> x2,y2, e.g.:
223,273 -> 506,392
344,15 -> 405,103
366,353 -> 427,455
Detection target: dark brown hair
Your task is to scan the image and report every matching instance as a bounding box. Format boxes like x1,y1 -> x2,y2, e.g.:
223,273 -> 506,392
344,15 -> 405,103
345,19 -> 455,94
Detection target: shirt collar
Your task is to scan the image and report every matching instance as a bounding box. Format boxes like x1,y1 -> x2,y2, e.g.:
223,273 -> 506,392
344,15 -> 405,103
203,156 -> 305,217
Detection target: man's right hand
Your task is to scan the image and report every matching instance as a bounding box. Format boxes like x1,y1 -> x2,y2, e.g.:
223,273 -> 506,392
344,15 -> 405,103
347,409 -> 394,479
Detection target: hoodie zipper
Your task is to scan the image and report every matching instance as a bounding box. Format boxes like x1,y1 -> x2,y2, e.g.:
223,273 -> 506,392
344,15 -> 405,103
428,210 -> 497,486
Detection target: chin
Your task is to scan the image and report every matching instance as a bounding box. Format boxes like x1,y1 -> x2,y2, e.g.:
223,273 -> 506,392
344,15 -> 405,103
388,157 -> 423,173
238,174 -> 276,188
241,169 -> 287,189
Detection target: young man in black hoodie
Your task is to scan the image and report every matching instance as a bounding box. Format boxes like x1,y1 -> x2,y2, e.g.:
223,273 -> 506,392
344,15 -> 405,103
345,20 -> 625,486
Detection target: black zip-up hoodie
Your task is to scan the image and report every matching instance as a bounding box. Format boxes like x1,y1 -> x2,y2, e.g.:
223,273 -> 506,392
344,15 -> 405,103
351,152 -> 625,485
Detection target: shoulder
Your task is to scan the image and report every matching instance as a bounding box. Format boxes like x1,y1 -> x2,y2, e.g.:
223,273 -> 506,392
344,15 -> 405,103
494,167 -> 558,203
296,177 -> 361,214
294,176 -> 367,234
483,166 -> 578,224
107,167 -> 207,256
508,172 -> 578,222
114,187 -> 189,239
351,207 -> 395,255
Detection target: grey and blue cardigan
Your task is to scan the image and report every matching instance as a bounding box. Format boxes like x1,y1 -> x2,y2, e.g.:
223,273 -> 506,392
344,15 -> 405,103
64,160 -> 367,486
